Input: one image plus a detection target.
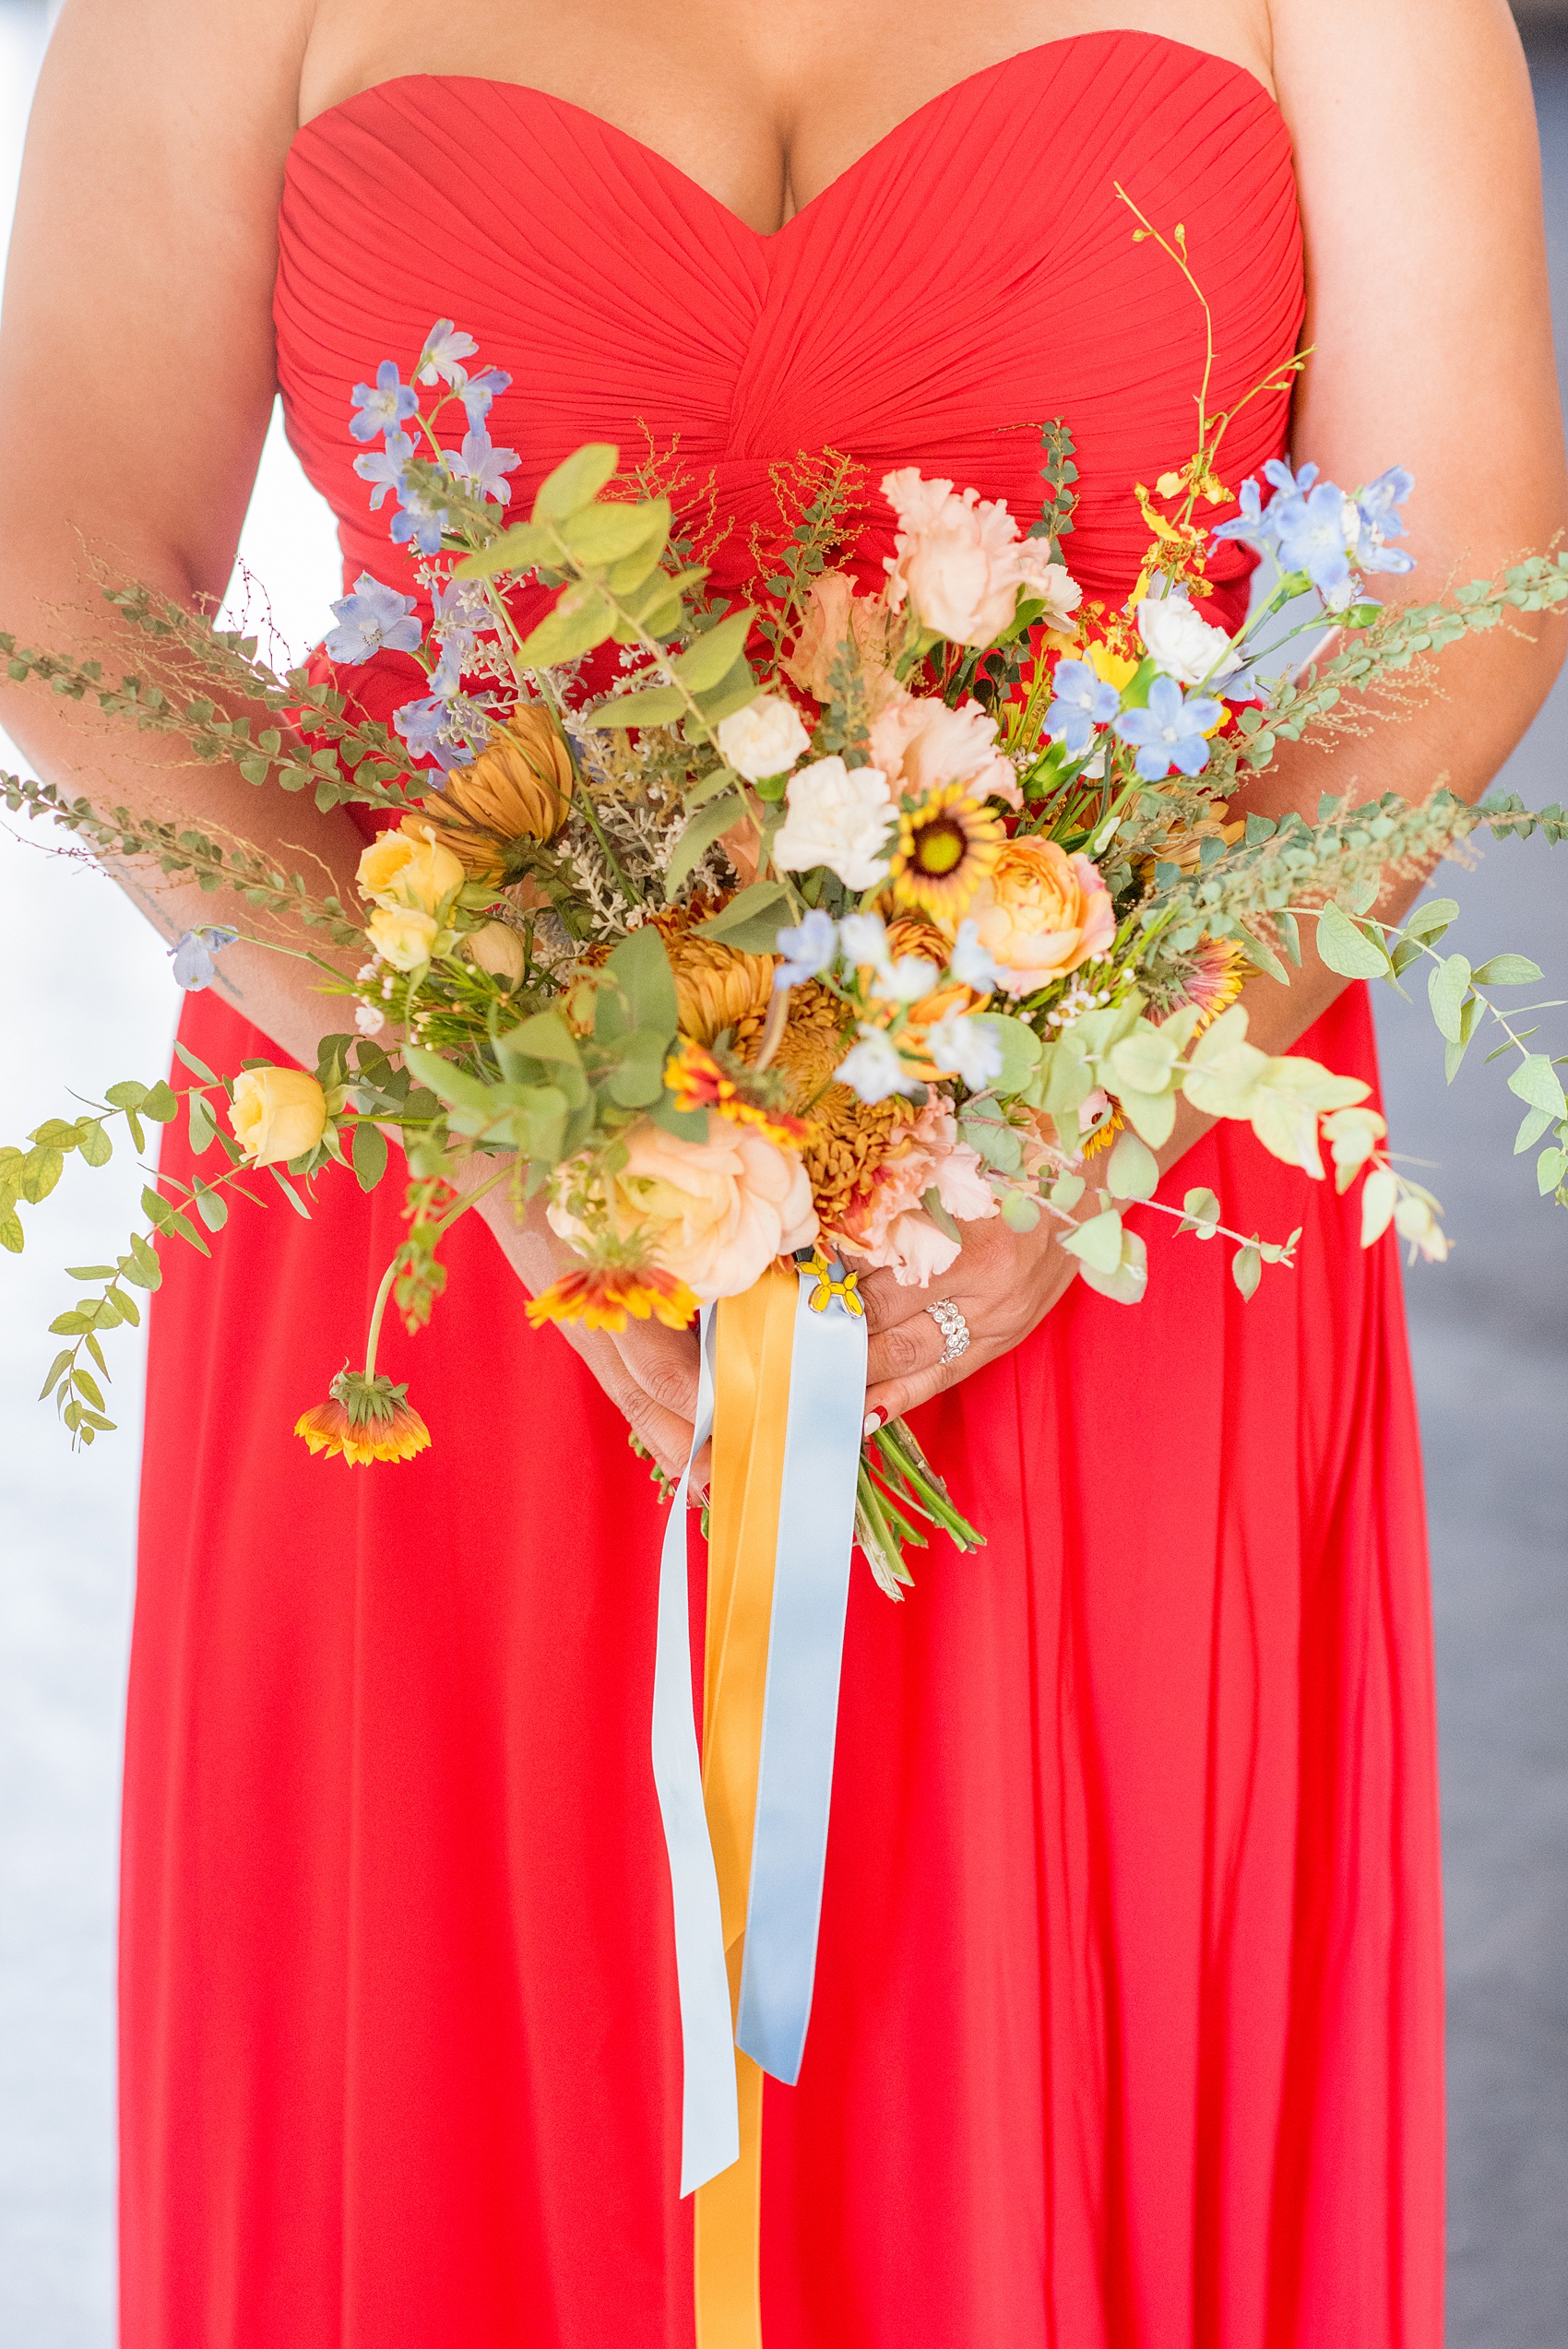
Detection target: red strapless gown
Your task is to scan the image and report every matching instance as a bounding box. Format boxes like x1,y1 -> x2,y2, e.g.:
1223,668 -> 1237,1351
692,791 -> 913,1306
124,33 -> 1443,2348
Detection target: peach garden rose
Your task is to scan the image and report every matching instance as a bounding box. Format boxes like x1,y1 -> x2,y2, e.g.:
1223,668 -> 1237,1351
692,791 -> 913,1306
550,1120 -> 818,1302
967,838 -> 1116,994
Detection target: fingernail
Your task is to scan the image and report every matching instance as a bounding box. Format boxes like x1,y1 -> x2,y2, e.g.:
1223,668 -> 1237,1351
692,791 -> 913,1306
863,1409 -> 885,1438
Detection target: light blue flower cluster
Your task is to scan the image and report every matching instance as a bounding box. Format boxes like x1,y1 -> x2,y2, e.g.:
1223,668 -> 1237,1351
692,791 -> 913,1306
1043,660 -> 1122,754
349,322 -> 518,557
169,926 -> 239,992
325,575 -> 424,665
1215,457 -> 1415,610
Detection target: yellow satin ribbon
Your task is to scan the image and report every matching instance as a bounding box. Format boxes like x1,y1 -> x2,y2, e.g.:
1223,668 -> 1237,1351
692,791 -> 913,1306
694,1263 -> 799,2349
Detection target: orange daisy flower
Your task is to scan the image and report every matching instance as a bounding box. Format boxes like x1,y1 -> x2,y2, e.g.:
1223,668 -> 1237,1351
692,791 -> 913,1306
295,1370 -> 431,1465
664,1037 -> 810,1149
526,1262 -> 700,1335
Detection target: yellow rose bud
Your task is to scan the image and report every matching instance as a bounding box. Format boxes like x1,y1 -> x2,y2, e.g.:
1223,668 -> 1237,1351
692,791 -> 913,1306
229,1067 -> 328,1168
367,904 -> 439,969
465,919 -> 527,984
356,825 -> 466,915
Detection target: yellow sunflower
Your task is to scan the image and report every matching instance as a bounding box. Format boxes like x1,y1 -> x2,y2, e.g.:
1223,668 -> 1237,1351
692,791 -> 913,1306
886,786 -> 1004,921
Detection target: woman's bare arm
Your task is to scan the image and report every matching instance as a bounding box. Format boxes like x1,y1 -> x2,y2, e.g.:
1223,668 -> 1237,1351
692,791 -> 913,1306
862,0 -> 1568,1421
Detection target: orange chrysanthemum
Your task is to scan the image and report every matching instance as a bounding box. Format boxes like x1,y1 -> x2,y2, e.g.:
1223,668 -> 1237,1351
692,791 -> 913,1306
526,1262 -> 700,1335
664,1037 -> 810,1149
295,1370 -> 431,1465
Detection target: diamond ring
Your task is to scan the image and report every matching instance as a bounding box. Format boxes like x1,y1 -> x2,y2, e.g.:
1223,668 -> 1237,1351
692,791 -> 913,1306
924,1297 -> 970,1366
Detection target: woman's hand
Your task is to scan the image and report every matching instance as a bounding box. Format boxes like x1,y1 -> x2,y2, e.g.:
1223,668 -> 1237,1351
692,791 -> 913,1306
857,1208 -> 1080,1428
466,1174 -> 702,1480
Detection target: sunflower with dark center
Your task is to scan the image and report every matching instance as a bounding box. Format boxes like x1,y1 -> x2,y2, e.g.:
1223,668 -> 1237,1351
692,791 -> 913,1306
888,784 -> 1005,921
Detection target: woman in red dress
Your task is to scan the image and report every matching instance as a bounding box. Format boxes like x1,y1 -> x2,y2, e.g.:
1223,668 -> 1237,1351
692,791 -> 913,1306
1,4 -> 1563,2343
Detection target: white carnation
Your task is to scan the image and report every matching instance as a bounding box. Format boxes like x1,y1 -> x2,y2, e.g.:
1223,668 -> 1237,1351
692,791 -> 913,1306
1136,594 -> 1242,690
772,755 -> 896,892
716,692 -> 812,783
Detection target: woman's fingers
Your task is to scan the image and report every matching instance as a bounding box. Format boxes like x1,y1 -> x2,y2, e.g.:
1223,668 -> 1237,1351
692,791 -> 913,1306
864,1298 -> 947,1392
557,1322 -> 698,1481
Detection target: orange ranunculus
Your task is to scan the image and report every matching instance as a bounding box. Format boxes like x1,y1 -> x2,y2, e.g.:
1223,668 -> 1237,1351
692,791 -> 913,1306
968,839 -> 1116,996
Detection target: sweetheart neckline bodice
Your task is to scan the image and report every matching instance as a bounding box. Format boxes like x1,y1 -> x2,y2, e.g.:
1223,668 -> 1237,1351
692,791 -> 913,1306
287,29 -> 1282,245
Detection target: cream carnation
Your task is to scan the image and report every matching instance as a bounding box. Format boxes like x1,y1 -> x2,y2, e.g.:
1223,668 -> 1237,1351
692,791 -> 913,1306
870,690 -> 1020,809
716,692 -> 813,783
551,1121 -> 818,1302
829,1095 -> 998,1287
882,469 -> 1083,647
772,755 -> 896,892
1136,594 -> 1242,690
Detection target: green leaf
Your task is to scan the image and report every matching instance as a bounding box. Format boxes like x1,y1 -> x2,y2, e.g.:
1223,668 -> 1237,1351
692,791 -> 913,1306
452,517 -> 556,581
191,1180 -> 229,1233
20,1145 -> 64,1204
0,1208 -> 23,1253
530,442 -> 619,525
1360,1166 -> 1397,1245
695,881 -> 794,956
351,1120 -> 388,1192
966,1014 -> 1042,1096
105,1080 -> 149,1112
1180,1186 -> 1221,1239
606,1028 -> 671,1108
1230,1243 -> 1263,1300
513,585 -> 615,668
605,924 -> 680,1043
694,657 -> 765,725
1403,896 -> 1461,942
1537,1145 -> 1568,1195
65,1264 -> 116,1279
555,496 -> 670,569
75,1118 -> 113,1167
174,1041 -> 220,1084
1508,1052 -> 1568,1120
664,790 -> 747,891
1231,921 -> 1289,984
188,1090 -> 217,1157
1428,952 -> 1473,1043
73,1367 -> 106,1412
1515,1104 -> 1554,1154
268,1169 -> 311,1220
1104,1131 -> 1159,1202
40,1349 -> 74,1400
121,1232 -> 163,1289
400,1045 -> 505,1116
671,609 -> 755,693
583,682 -> 689,731
920,1184 -> 963,1244
1059,1207 -> 1125,1276
140,1080 -> 178,1122
1471,954 -> 1545,987
1316,900 -> 1393,980
30,1117 -> 81,1149
999,1189 -> 1041,1233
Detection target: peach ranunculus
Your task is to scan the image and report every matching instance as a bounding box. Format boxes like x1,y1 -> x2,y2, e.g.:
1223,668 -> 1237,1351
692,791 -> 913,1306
229,1067 -> 328,1167
968,839 -> 1116,996
826,1095 -> 998,1287
549,1121 -> 818,1302
881,469 -> 1083,648
356,825 -> 466,916
870,689 -> 1021,810
783,570 -> 904,711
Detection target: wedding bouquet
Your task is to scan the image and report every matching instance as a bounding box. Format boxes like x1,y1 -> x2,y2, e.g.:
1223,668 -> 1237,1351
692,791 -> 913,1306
6,234 -> 1568,1597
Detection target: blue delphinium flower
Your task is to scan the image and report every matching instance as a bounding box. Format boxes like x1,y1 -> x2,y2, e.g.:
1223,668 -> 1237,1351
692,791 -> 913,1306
350,360 -> 419,445
353,429 -> 414,512
1113,675 -> 1224,781
417,320 -> 479,387
1044,658 -> 1122,754
949,917 -> 1000,991
460,367 -> 512,422
426,641 -> 467,699
389,474 -> 449,556
1270,480 -> 1366,606
1263,456 -> 1319,498
169,926 -> 239,991
1211,474 -> 1274,549
925,1009 -> 1004,1090
772,909 -> 839,991
325,575 -> 423,664
449,425 -> 520,504
838,1026 -> 921,1104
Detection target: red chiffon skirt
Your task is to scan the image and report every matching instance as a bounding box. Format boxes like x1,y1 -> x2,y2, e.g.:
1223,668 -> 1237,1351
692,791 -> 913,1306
123,979 -> 1443,2347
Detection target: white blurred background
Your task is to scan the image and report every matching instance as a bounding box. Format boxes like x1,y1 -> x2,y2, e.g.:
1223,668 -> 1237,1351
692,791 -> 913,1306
1,6 -> 1566,2343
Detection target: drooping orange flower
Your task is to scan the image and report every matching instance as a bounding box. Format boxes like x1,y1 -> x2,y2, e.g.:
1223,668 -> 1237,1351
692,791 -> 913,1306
664,1037 -> 810,1149
526,1262 -> 700,1335
295,1370 -> 431,1465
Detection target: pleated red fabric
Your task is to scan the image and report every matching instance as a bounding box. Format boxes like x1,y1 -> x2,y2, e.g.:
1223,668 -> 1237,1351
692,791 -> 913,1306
124,33 -> 1443,2348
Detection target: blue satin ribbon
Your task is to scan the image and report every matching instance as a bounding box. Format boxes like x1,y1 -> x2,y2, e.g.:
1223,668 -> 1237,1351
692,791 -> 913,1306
735,1263 -> 868,2083
649,1304 -> 739,2195
650,1263 -> 867,2189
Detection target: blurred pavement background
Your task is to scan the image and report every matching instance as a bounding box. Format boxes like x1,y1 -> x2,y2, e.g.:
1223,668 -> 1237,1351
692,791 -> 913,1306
1,6 -> 1566,2343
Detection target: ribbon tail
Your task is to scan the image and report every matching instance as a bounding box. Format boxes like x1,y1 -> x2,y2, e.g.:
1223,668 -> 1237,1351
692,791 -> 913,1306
734,1264 -> 868,2083
650,1306 -> 740,2195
